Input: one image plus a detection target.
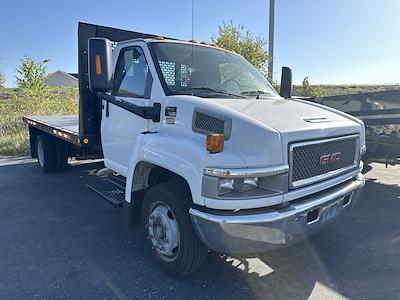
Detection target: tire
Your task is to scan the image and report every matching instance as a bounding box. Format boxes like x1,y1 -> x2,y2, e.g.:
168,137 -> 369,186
141,182 -> 207,277
36,135 -> 58,173
54,139 -> 68,171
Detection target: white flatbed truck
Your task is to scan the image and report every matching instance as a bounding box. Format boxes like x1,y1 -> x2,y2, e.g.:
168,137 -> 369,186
23,23 -> 366,277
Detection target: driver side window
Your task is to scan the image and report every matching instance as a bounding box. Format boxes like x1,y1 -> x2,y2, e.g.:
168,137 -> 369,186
113,46 -> 151,98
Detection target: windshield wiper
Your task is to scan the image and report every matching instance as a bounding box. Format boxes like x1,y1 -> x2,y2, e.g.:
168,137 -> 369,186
177,87 -> 247,99
240,90 -> 272,99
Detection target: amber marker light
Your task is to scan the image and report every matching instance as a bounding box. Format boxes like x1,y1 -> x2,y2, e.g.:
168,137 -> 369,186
206,134 -> 224,153
83,138 -> 90,145
155,36 -> 164,40
200,41 -> 209,45
189,39 -> 198,43
95,55 -> 102,75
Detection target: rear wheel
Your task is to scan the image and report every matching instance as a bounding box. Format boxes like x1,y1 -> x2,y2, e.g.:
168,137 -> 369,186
36,135 -> 58,173
54,139 -> 68,171
141,182 -> 207,277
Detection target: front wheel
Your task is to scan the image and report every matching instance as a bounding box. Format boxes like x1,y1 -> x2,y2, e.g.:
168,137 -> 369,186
141,182 -> 207,277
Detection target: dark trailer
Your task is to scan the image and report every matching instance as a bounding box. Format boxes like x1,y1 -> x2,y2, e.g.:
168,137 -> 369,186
23,22 -> 161,171
308,89 -> 400,166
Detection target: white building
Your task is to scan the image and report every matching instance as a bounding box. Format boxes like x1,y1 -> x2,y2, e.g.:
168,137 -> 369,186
44,71 -> 78,87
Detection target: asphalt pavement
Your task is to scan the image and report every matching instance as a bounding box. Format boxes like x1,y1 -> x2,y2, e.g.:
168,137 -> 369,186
0,157 -> 399,299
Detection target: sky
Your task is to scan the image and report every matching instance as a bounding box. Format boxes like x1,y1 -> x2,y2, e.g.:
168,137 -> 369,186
0,0 -> 399,86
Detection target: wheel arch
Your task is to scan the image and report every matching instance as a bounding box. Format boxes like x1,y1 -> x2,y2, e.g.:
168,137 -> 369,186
127,160 -> 193,202
123,134 -> 206,206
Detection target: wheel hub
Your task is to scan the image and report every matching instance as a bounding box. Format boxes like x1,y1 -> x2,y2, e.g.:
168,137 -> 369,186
148,204 -> 180,261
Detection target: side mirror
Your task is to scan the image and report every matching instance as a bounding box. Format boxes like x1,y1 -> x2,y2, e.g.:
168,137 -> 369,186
280,66 -> 292,99
88,38 -> 113,93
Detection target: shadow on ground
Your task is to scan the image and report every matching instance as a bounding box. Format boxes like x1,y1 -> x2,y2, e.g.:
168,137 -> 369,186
0,160 -> 399,299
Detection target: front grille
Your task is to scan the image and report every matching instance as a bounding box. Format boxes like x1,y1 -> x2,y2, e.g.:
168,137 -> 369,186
290,135 -> 358,188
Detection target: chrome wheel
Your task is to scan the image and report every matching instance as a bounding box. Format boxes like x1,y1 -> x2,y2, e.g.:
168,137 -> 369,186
37,141 -> 44,167
147,202 -> 180,262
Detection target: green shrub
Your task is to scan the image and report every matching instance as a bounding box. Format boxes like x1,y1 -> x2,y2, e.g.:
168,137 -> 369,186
0,87 -> 79,156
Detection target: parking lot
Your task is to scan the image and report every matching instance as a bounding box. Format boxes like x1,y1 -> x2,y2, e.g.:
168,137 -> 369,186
0,157 -> 399,299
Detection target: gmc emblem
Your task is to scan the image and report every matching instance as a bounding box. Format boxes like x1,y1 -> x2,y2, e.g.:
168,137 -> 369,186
320,152 -> 341,166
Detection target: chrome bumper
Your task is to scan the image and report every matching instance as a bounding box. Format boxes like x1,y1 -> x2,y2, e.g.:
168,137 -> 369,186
190,173 -> 365,254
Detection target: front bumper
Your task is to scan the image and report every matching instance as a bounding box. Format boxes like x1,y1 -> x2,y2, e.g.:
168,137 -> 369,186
190,173 -> 365,254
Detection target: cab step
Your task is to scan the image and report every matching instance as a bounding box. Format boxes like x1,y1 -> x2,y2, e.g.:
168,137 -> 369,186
87,179 -> 125,206
108,173 -> 126,188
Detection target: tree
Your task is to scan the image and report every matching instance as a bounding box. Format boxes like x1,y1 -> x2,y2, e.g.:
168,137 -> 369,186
212,22 -> 269,76
301,76 -> 323,97
15,56 -> 47,96
0,71 -> 5,88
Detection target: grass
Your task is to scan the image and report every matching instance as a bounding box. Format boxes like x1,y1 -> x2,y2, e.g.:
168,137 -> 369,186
0,84 -> 399,156
292,84 -> 400,97
0,87 -> 79,156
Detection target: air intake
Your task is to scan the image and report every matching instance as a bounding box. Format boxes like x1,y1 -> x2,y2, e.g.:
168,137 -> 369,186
192,109 -> 231,139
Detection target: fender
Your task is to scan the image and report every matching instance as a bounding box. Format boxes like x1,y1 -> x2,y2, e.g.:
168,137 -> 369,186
124,133 -> 207,206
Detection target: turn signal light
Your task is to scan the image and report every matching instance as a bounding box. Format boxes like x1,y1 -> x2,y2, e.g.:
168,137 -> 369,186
206,134 -> 224,153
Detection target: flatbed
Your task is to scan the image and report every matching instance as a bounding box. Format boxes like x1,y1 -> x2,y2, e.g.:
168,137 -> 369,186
23,115 -> 80,145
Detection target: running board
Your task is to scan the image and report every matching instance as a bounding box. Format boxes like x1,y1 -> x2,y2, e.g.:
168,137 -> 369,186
108,173 -> 126,189
87,178 -> 125,206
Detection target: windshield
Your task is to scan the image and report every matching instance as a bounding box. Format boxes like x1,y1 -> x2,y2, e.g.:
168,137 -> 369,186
148,42 -> 281,99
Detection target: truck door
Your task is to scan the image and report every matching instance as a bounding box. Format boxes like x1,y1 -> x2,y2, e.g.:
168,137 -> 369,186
101,45 -> 153,176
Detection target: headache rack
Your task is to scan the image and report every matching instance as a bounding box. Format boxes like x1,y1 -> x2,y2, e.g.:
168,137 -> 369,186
77,22 -> 168,147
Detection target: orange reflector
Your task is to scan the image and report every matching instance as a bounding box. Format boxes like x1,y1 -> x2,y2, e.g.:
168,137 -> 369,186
95,55 -> 102,75
200,41 -> 209,45
83,138 -> 90,145
189,39 -> 198,43
206,134 -> 224,153
155,36 -> 165,40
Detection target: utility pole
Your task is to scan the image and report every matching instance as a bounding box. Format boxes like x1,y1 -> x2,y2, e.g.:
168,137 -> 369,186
268,0 -> 275,81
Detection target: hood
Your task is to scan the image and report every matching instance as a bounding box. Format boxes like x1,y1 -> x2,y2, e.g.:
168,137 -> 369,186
207,97 -> 361,142
160,95 -> 363,167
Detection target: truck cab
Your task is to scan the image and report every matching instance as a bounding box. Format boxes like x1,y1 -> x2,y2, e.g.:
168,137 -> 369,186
25,23 -> 365,277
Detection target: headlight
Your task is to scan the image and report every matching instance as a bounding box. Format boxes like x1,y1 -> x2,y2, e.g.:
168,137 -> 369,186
218,177 -> 259,196
202,165 -> 290,199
